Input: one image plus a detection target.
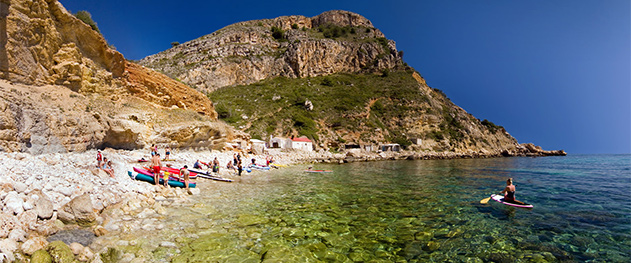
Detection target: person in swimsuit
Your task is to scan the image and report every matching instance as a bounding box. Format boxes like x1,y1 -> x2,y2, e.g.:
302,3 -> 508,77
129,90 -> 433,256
151,153 -> 162,186
102,160 -> 115,178
165,147 -> 171,160
500,178 -> 525,204
180,165 -> 190,190
212,157 -> 220,173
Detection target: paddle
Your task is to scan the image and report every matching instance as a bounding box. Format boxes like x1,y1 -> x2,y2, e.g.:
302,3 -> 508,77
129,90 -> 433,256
480,196 -> 491,204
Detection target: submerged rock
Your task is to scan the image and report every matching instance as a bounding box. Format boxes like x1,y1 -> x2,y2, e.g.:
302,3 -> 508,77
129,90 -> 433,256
46,241 -> 75,263
30,249 -> 53,263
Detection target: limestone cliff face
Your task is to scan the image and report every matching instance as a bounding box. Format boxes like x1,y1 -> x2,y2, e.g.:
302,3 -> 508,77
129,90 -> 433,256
140,10 -> 403,93
0,0 -> 124,89
0,0 -> 231,153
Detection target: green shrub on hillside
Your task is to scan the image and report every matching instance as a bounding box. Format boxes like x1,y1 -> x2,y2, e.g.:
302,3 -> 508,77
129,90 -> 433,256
74,11 -> 100,34
482,119 -> 504,133
208,71 -> 463,146
271,26 -> 285,41
318,24 -> 356,39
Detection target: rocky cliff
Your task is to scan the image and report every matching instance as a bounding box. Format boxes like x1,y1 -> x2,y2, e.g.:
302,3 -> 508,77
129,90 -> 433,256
140,10 -> 403,93
0,0 -> 235,154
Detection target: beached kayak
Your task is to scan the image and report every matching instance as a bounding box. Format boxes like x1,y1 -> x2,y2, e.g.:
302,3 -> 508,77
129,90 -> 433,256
188,169 -> 234,182
158,167 -> 198,179
304,170 -> 333,173
249,164 -> 270,170
131,167 -> 196,188
490,194 -> 533,208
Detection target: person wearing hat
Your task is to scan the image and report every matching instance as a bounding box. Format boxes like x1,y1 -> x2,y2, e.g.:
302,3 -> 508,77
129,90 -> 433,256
96,150 -> 103,168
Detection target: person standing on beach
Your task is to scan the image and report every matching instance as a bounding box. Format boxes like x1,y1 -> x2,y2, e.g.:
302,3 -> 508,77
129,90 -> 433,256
237,160 -> 243,176
151,153 -> 162,186
96,150 -> 103,168
180,165 -> 190,190
212,157 -> 220,173
165,146 -> 171,160
233,154 -> 238,166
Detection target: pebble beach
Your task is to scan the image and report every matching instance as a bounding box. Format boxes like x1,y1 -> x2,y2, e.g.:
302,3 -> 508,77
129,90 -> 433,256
0,147 -> 353,262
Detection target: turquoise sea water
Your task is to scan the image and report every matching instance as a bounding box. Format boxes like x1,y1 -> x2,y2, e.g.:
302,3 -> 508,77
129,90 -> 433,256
114,155 -> 631,262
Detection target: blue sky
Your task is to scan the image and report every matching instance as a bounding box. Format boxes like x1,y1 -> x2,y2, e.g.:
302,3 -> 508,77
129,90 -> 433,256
59,0 -> 630,154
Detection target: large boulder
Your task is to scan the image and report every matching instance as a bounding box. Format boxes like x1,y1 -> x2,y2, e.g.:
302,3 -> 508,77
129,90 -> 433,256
21,236 -> 49,256
57,193 -> 97,226
0,211 -> 19,238
3,191 -> 24,215
34,192 -> 54,220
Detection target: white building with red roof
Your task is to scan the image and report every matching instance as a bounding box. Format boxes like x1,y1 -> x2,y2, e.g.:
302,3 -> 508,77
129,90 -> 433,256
288,136 -> 313,152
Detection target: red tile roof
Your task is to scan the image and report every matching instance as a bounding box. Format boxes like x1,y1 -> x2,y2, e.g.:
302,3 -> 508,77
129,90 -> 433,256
292,137 -> 312,142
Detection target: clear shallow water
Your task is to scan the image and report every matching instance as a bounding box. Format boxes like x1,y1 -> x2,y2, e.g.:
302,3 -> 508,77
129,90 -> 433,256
106,155 -> 631,262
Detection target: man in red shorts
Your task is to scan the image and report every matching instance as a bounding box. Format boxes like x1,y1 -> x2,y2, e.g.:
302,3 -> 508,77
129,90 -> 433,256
151,153 -> 162,186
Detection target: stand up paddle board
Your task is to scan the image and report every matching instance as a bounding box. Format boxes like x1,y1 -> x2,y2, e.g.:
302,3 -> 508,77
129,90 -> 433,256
490,194 -> 533,208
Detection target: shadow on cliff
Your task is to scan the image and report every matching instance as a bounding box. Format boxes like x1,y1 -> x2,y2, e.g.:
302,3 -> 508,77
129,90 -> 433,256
0,1 -> 9,78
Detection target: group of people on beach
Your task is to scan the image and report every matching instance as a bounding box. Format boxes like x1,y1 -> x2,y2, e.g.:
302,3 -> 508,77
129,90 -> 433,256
150,152 -> 191,189
96,150 -> 115,178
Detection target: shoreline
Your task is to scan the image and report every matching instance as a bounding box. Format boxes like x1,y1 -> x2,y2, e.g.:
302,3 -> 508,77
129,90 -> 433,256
0,145 -> 565,261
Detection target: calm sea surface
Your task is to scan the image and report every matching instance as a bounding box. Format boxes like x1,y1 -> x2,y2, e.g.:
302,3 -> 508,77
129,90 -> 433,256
108,155 -> 631,262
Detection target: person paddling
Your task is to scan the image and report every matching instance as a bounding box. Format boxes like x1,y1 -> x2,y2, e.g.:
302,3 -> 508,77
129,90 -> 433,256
500,178 -> 526,205
151,153 -> 162,186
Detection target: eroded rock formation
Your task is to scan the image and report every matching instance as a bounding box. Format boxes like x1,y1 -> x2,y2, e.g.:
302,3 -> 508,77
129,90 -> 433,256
0,0 -> 231,153
140,10 -> 403,93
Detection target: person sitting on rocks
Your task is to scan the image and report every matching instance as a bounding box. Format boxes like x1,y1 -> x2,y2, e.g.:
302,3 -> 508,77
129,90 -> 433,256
250,158 -> 256,167
102,160 -> 115,178
226,160 -> 235,170
101,157 -> 108,170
